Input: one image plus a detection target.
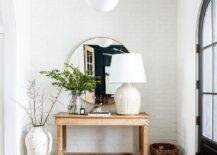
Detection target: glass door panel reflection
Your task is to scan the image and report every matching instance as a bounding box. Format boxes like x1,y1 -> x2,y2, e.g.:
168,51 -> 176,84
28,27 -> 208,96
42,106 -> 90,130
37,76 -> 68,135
214,45 -> 217,92
203,1 -> 213,47
202,95 -> 213,140
214,0 -> 217,42
213,96 -> 217,142
203,47 -> 213,92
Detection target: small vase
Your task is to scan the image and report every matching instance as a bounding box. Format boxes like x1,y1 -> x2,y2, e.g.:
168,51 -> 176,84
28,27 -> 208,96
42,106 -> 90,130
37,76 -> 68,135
68,91 -> 82,114
25,126 -> 52,155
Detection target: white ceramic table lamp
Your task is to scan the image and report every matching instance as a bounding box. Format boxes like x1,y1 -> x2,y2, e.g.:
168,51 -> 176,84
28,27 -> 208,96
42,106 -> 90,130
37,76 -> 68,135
109,53 -> 147,115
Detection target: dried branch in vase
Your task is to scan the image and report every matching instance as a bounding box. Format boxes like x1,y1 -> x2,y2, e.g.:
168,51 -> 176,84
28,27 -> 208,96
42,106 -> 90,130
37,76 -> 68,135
17,80 -> 62,127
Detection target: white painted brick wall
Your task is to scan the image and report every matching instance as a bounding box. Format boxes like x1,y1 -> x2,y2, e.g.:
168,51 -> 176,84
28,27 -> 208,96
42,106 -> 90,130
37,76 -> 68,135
28,0 -> 177,153
177,0 -> 202,154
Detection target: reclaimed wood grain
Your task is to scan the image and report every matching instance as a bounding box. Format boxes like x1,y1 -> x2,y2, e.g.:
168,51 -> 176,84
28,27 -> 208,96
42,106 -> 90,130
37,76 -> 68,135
55,113 -> 150,155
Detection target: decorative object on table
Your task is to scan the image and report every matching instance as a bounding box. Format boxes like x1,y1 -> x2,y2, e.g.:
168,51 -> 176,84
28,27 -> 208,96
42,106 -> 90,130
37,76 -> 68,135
87,111 -> 111,117
69,37 -> 129,105
86,0 -> 119,12
80,107 -> 86,115
88,103 -> 111,117
40,63 -> 100,114
150,143 -> 179,155
109,53 -> 147,115
91,94 -> 103,112
87,94 -> 111,117
17,80 -> 62,155
67,91 -> 82,114
91,104 -> 103,113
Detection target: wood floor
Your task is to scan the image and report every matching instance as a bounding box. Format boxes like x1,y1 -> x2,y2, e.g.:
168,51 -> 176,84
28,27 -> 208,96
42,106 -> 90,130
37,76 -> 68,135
64,152 -> 140,155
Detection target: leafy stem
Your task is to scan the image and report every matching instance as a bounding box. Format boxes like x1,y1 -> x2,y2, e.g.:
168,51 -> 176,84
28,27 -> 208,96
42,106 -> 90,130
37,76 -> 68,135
40,63 -> 100,93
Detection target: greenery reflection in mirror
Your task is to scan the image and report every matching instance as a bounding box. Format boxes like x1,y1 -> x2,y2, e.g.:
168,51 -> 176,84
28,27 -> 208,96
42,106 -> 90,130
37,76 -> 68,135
70,37 -> 129,105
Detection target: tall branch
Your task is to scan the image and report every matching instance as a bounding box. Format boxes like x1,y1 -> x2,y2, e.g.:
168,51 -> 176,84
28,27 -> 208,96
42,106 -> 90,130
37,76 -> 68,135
42,88 -> 62,126
17,80 -> 62,127
27,80 -> 35,124
40,90 -> 45,125
33,88 -> 37,125
17,101 -> 35,126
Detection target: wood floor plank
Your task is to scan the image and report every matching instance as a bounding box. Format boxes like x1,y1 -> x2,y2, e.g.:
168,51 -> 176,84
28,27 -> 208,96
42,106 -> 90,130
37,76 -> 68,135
63,152 -> 140,155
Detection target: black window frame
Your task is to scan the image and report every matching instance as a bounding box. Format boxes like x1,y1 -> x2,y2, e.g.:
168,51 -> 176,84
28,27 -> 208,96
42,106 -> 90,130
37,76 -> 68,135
198,0 -> 217,153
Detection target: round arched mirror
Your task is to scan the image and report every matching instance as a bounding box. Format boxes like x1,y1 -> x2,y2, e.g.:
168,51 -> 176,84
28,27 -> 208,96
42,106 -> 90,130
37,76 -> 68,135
69,37 -> 129,105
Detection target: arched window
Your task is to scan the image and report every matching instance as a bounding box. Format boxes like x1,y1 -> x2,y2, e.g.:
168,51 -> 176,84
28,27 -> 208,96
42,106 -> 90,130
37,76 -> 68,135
198,0 -> 217,154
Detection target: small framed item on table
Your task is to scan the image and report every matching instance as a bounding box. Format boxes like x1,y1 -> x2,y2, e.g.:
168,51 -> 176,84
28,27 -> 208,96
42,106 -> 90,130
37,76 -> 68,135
80,107 -> 85,115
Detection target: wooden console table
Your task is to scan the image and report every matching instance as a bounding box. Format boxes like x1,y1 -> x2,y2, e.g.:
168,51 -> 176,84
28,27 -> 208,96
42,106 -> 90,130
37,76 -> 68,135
55,112 -> 150,155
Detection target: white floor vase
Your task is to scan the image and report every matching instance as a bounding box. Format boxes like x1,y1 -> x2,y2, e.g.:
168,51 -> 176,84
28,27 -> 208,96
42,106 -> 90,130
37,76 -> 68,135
25,126 -> 52,155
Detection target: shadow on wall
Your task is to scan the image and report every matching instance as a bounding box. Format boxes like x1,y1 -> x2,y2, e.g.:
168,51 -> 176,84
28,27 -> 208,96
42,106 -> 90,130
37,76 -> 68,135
20,128 -> 27,155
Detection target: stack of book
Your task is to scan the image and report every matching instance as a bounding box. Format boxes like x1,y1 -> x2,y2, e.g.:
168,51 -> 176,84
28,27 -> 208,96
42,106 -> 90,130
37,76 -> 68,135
87,112 -> 111,117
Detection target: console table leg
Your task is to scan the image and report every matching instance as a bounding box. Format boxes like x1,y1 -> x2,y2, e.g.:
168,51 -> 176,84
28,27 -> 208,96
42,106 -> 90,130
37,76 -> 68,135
139,126 -> 149,155
57,125 -> 66,155
62,125 -> 67,149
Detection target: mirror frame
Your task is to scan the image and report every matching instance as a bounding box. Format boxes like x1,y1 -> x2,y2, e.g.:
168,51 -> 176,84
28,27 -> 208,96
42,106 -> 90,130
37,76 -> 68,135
72,36 -> 130,53
68,36 -> 130,105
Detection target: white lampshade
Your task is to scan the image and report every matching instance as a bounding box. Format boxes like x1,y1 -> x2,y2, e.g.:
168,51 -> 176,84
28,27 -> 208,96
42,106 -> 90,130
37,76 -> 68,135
86,0 -> 119,12
109,53 -> 147,83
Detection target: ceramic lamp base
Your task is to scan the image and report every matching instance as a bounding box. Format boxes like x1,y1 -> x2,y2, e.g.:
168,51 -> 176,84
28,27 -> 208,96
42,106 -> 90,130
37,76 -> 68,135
115,83 -> 141,115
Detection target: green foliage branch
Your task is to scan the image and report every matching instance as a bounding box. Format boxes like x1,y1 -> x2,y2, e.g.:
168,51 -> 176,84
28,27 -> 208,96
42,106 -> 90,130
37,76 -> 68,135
40,63 -> 100,95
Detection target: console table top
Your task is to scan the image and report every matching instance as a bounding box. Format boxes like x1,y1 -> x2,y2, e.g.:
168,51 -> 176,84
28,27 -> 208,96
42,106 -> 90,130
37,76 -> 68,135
55,112 -> 149,126
55,112 -> 149,119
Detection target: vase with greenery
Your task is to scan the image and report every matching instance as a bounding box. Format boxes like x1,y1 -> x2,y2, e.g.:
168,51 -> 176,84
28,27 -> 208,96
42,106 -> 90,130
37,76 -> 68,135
40,63 -> 100,114
18,80 -> 62,155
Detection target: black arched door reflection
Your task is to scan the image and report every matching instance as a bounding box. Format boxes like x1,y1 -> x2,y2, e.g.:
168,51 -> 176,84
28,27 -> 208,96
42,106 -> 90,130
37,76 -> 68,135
87,45 -> 128,104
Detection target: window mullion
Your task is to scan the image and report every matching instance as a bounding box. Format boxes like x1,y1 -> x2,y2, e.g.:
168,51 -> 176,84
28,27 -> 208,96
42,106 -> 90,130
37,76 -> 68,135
211,0 -> 214,141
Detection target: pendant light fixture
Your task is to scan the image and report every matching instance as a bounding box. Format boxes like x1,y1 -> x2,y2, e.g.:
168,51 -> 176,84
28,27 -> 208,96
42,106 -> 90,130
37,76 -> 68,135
86,0 -> 119,12
98,38 -> 113,48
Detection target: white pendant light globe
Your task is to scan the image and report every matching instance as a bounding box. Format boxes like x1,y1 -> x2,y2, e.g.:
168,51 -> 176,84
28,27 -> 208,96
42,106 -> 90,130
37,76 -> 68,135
99,38 -> 113,48
86,0 -> 119,12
